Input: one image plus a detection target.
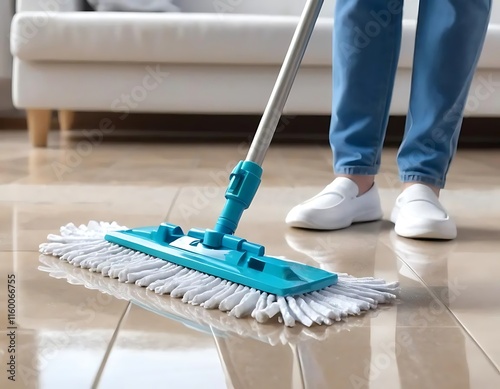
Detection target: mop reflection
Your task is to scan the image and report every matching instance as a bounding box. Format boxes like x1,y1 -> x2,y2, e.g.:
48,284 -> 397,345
38,252 -> 380,389
37,254 -> 374,345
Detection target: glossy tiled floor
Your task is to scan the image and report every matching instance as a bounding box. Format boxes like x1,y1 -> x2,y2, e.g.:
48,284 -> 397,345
0,130 -> 499,389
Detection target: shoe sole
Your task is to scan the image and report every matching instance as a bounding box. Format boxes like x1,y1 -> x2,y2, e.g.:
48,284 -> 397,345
391,208 -> 457,240
287,208 -> 383,231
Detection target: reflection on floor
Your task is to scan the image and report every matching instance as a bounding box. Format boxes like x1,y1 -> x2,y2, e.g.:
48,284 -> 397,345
0,130 -> 499,388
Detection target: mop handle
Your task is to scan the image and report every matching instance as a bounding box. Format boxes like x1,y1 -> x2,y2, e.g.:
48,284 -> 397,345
245,0 -> 324,166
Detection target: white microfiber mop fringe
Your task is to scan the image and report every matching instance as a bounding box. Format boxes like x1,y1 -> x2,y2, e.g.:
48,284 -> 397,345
38,255 -> 372,345
40,221 -> 400,327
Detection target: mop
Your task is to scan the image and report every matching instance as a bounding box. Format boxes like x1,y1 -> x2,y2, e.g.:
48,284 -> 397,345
40,0 -> 400,327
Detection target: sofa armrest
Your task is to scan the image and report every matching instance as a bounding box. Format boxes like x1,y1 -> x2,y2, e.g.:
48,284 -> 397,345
17,0 -> 83,12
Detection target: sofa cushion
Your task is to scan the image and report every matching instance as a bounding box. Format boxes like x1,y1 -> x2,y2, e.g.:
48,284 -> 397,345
11,11 -> 500,68
11,12 -> 416,67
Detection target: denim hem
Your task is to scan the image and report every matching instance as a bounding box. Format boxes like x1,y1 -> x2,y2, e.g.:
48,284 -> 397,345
400,173 -> 445,189
335,166 -> 380,175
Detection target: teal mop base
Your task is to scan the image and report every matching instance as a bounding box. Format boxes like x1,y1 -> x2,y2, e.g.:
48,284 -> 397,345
105,223 -> 337,297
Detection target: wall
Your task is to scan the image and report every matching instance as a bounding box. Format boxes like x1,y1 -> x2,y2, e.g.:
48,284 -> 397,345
0,0 -> 15,113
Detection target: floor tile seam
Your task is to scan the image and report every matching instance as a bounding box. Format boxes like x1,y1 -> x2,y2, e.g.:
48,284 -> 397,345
449,315 -> 500,373
380,239 -> 500,373
0,250 -> 41,254
90,301 -> 132,389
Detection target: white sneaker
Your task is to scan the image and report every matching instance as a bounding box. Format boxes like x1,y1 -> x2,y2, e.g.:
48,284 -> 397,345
285,177 -> 383,230
391,184 -> 457,240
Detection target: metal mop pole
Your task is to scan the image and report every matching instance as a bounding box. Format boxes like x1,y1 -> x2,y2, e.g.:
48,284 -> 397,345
210,0 -> 324,239
246,0 -> 324,166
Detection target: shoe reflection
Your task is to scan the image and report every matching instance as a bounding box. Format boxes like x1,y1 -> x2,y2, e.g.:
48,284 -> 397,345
284,221 -> 384,274
389,231 -> 457,289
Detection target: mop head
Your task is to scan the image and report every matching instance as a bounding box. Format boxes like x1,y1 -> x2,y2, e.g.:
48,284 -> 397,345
40,221 -> 400,327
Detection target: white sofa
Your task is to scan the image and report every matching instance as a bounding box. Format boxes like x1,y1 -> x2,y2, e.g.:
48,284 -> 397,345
10,0 -> 500,147
0,0 -> 15,114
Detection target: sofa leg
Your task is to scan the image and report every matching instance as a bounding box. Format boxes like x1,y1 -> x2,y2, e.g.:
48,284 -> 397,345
58,110 -> 75,131
27,109 -> 52,147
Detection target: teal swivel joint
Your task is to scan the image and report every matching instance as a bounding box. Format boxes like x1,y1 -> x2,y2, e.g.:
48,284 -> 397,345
202,160 -> 262,248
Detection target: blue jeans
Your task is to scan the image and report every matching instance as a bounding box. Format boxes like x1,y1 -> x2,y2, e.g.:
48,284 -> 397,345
329,0 -> 492,188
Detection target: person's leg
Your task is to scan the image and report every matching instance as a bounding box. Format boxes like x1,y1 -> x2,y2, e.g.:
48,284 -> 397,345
398,0 -> 492,188
393,0 -> 492,239
286,0 -> 404,230
330,0 -> 404,194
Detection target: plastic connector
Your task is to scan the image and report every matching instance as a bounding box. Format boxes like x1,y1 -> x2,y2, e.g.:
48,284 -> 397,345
205,161 -> 262,246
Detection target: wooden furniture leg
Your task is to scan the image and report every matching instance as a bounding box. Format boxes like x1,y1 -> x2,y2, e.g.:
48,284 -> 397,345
58,110 -> 75,131
27,109 -> 52,147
